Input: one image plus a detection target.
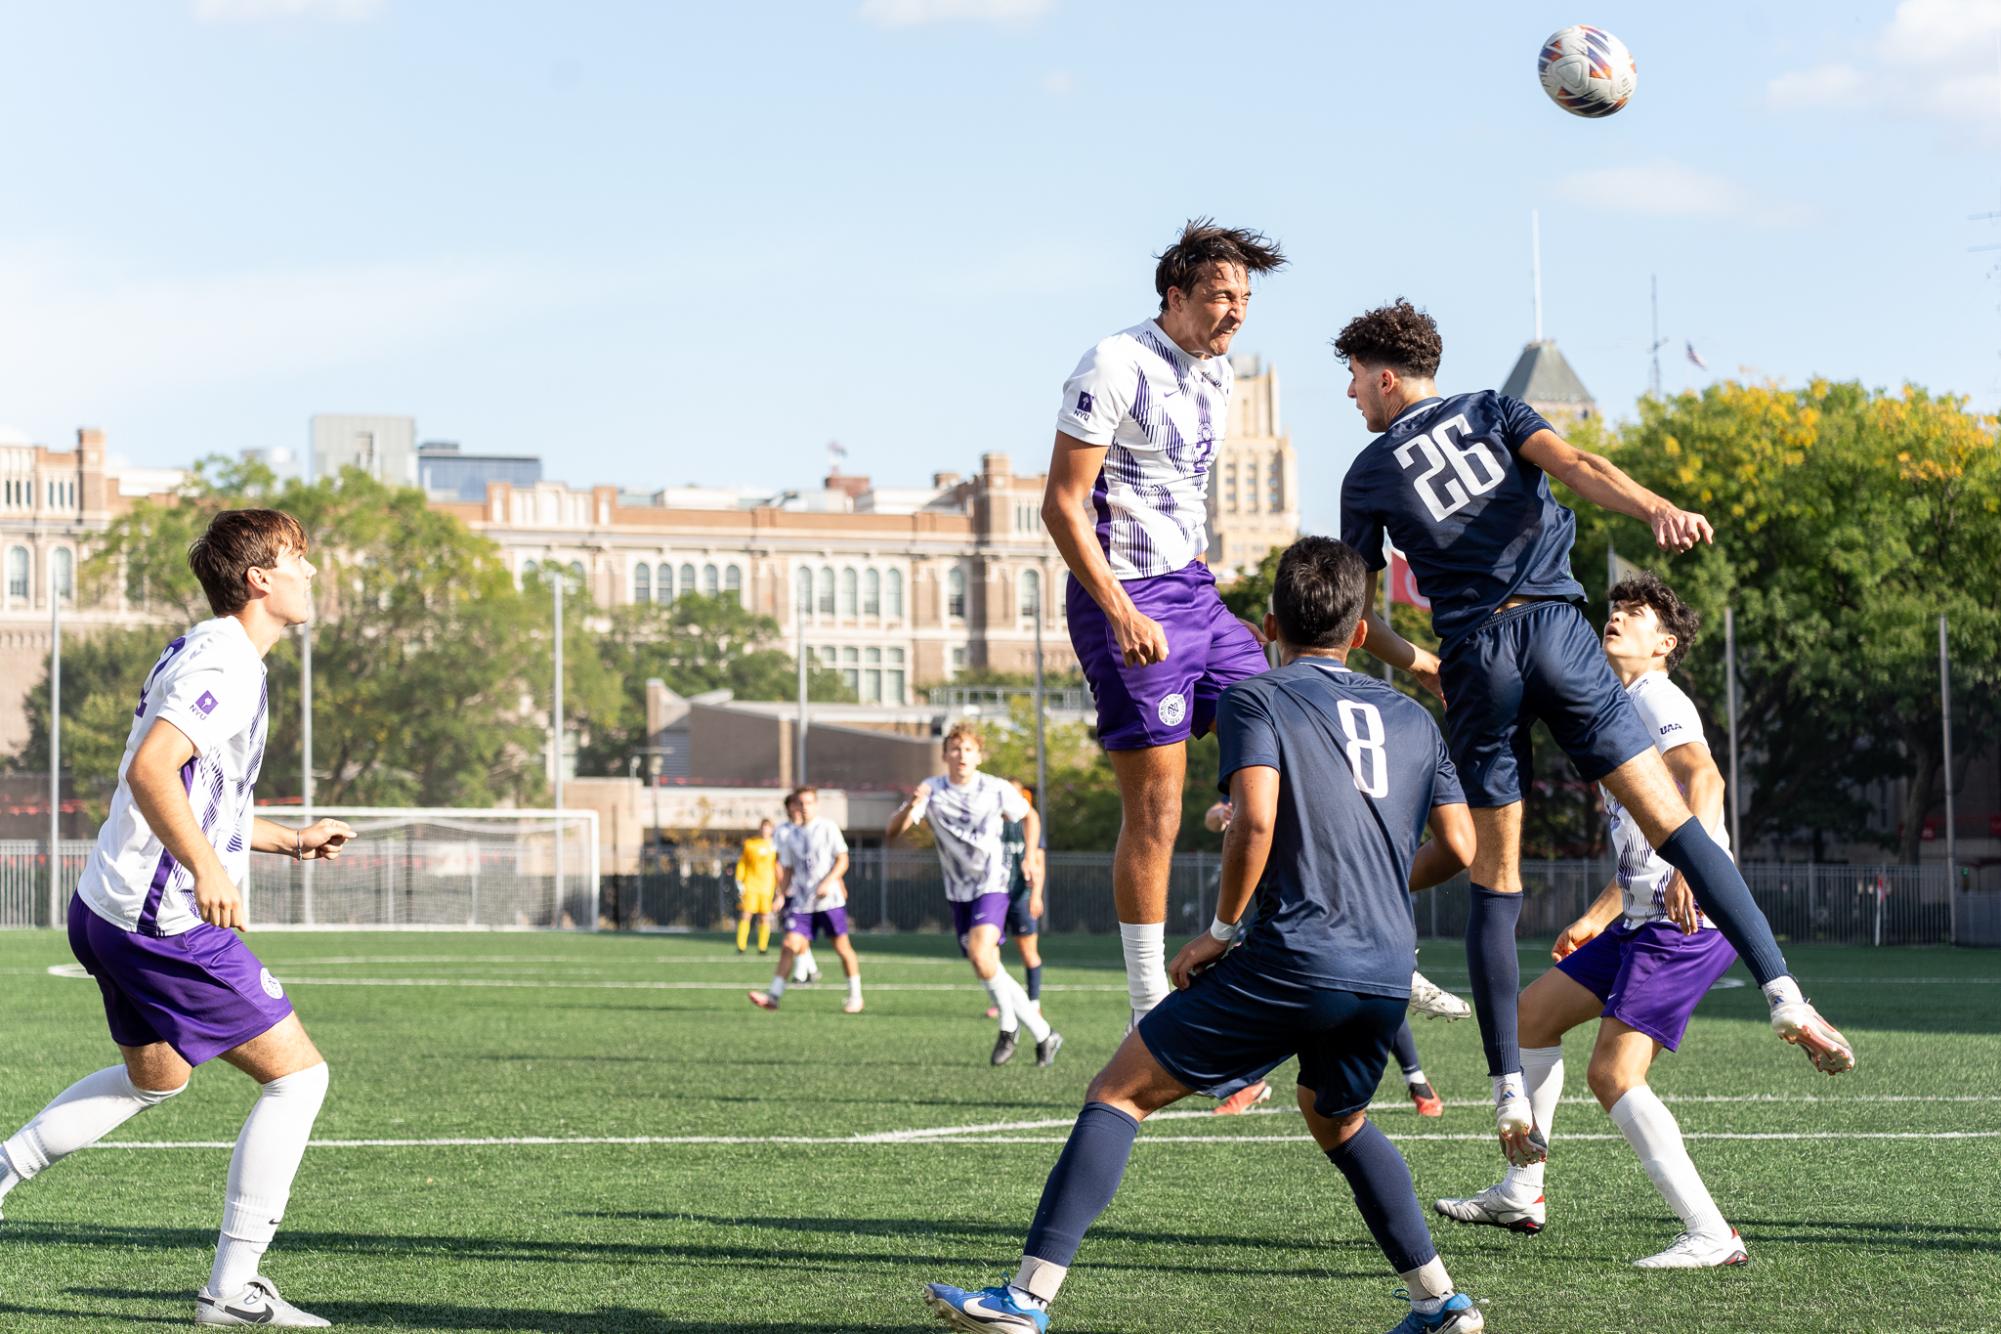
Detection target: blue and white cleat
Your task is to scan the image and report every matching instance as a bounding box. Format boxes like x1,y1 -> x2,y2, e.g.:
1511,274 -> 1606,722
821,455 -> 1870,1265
1385,1290 -> 1484,1334
922,1282 -> 1049,1334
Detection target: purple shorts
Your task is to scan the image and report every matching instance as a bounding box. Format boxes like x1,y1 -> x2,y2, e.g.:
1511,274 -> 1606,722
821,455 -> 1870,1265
784,906 -> 851,940
67,894 -> 294,1066
950,893 -> 1011,955
1555,917 -> 1740,1051
1067,560 -> 1269,751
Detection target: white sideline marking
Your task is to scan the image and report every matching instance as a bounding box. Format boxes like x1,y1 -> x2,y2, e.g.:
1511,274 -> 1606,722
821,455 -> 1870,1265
41,964 -> 1124,993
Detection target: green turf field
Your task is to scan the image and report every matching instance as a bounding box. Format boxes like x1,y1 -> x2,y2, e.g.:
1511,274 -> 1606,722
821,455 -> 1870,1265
0,930 -> 1996,1332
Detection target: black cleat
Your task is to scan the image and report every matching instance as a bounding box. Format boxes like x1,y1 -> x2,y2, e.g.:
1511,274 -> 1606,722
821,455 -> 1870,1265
991,1029 -> 1020,1066
1036,1031 -> 1064,1068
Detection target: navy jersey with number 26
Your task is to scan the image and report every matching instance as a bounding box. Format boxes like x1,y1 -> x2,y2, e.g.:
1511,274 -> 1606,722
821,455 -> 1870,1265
1340,391 -> 1586,646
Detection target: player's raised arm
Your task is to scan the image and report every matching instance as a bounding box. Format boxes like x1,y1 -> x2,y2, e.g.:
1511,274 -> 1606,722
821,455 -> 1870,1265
1518,430 -> 1714,554
1042,432 -> 1168,667
127,719 -> 243,931
1170,763 -> 1275,990
885,783 -> 930,844
1358,610 -> 1444,702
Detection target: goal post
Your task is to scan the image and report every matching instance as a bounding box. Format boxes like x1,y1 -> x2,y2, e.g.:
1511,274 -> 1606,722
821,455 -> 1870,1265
247,807 -> 601,931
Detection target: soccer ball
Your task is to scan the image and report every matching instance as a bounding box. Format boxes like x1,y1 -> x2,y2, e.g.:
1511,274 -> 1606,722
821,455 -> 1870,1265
1537,24 -> 1637,118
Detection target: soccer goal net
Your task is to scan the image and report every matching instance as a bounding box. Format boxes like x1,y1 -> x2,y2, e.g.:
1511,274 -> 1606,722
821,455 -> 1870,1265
246,808 -> 600,931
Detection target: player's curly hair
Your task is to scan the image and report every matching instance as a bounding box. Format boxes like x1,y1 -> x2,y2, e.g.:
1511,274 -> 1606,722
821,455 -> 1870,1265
1154,218 -> 1287,311
943,720 -> 985,751
1272,536 -> 1370,650
1609,570 -> 1700,673
1331,299 -> 1443,378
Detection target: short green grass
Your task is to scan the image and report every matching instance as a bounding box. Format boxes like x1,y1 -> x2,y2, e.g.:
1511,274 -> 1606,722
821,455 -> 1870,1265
0,930 -> 1996,1332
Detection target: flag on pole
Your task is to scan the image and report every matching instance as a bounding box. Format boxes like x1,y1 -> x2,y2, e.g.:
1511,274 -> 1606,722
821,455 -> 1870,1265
1388,550 -> 1430,611
1685,341 -> 1708,370
827,440 -> 848,463
1606,544 -> 1645,594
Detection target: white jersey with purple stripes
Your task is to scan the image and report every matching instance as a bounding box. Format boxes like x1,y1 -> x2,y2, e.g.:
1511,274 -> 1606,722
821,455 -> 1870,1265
778,816 -> 848,911
909,773 -> 1029,904
1602,671 -> 1727,926
1054,319 -> 1233,579
77,617 -> 269,937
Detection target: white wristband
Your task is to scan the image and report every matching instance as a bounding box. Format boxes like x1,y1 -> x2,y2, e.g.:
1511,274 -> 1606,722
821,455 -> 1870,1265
1208,914 -> 1239,943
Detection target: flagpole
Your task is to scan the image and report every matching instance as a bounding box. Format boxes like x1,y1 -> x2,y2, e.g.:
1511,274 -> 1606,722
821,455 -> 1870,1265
1725,607 -> 1741,854
48,558 -> 62,928
1941,613 -> 1956,942
1530,210 -> 1543,343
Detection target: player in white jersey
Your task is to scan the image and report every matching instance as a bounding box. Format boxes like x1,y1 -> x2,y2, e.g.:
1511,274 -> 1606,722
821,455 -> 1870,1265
1436,571 -> 1750,1270
751,787 -> 863,1013
1044,220 -> 1286,1115
889,723 -> 1062,1067
0,510 -> 356,1327
769,816 -> 821,985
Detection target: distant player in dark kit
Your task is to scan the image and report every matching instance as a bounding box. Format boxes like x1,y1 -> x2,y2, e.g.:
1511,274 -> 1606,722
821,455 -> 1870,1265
998,783 -> 1046,1015
1043,219 -> 1287,1115
0,509 -> 355,1328
1332,300 -> 1853,1170
923,537 -> 1487,1334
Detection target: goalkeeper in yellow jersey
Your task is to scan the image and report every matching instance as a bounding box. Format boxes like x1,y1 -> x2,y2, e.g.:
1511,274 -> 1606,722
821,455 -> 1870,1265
735,818 -> 780,954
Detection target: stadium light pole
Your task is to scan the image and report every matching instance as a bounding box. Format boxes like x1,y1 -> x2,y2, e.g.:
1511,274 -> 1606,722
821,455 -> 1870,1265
1032,576 -> 1048,828
300,622 -> 313,814
553,573 -> 565,910
1724,607 -> 1741,855
1941,613 -> 1956,942
796,580 -> 809,786
48,557 -> 62,928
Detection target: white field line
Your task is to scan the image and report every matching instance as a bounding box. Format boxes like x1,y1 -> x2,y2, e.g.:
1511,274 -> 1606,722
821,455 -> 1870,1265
41,964 -> 1123,993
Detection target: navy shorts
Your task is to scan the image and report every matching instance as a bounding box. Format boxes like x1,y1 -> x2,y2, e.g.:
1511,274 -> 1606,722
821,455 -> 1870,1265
1439,600 -> 1655,808
1136,949 -> 1407,1117
1005,885 -> 1039,937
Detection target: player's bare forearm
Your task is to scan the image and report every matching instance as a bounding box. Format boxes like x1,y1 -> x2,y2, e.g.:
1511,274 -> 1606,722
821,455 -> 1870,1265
128,721 -> 227,883
1041,434 -> 1132,619
1216,767 -> 1278,926
253,815 -> 355,861
1521,430 -> 1713,552
1362,612 -> 1443,700
1582,878 -> 1623,928
1409,802 -> 1475,891
252,817 -> 303,856
1668,743 -> 1727,841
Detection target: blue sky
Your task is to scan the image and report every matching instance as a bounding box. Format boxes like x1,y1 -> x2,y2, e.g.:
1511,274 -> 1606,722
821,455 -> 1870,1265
2,0 -> 1996,533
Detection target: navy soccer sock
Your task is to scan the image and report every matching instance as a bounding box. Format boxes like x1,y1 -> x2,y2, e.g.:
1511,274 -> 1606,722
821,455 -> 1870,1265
1465,885 -> 1523,1077
1025,964 -> 1043,1003
1390,1021 -> 1421,1078
1657,818 -> 1789,986
1021,1102 -> 1140,1271
1326,1119 -> 1437,1274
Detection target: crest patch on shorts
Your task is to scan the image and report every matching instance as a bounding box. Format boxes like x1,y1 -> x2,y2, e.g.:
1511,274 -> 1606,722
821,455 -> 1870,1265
259,968 -> 284,1000
1157,693 -> 1187,727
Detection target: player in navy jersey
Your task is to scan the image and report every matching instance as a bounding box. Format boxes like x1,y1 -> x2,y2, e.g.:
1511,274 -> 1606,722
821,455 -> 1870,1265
924,538 -> 1486,1334
1042,223 -> 1286,1114
1331,301 -> 1853,1168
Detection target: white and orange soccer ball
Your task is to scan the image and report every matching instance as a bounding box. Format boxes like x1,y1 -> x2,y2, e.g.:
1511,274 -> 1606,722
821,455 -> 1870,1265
1537,24 -> 1637,118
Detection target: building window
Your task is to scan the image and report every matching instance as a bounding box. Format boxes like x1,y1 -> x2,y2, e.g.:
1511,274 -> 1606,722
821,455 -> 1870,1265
659,562 -> 675,602
886,648 -> 906,704
886,569 -> 904,619
950,645 -> 967,676
725,564 -> 743,605
1016,502 -> 1039,534
702,563 -> 719,597
568,560 -> 585,587
863,646 -> 882,703
863,568 -> 880,617
839,568 -> 858,618
633,564 -> 651,604
794,567 -> 812,617
947,567 -> 966,619
1269,458 -> 1284,510
520,558 -> 539,584
840,646 -> 860,696
680,563 -> 697,599
6,546 -> 28,600
816,567 -> 835,617
53,548 -> 74,602
1019,568 -> 1041,620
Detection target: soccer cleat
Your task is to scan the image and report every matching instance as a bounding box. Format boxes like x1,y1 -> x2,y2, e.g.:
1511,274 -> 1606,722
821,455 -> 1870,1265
992,1029 -> 1020,1066
843,995 -> 865,1014
1408,971 -> 1473,1021
747,989 -> 779,1011
1495,1089 -> 1547,1167
1632,1228 -> 1749,1269
1035,1032 -> 1063,1068
1212,1079 -> 1273,1116
1434,1184 -> 1546,1234
195,1277 -> 330,1327
921,1282 -> 1048,1334
1770,1001 -> 1855,1075
1384,1290 -> 1484,1334
1408,1080 -> 1444,1117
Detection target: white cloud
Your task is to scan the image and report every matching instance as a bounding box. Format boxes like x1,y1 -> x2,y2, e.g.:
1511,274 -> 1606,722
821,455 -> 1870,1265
1768,0 -> 2001,133
857,0 -> 1052,29
193,0 -> 384,21
1554,161 -> 1812,227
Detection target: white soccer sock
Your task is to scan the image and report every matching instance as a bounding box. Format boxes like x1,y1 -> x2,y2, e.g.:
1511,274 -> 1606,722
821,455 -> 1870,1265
794,946 -> 818,979
210,1062 -> 329,1297
982,974 -> 1016,1033
1403,1067 -> 1428,1087
1398,1255 -> 1455,1308
767,974 -> 787,999
992,971 -> 1050,1043
1609,1085 -> 1729,1240
1,1066 -> 181,1200
1118,922 -> 1169,1017
1503,1045 -> 1564,1200
1761,975 -> 1803,1009
1012,1255 -> 1065,1305
1490,1071 -> 1526,1103
847,974 -> 862,1003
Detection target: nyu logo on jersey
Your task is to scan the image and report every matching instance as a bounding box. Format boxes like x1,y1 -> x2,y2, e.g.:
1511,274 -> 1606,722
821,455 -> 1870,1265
1075,390 -> 1094,415
194,690 -> 218,717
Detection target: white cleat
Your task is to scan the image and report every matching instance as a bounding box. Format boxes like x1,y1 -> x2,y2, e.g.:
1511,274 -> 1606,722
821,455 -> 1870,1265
1433,1184 -> 1546,1235
1495,1089 -> 1547,1168
1408,970 -> 1473,1021
195,1277 -> 331,1327
1770,1000 -> 1855,1075
1632,1228 -> 1749,1269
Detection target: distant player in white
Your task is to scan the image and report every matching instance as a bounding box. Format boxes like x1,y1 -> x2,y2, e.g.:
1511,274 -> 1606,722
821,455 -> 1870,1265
1436,571 -> 1750,1270
888,723 -> 1061,1067
751,787 -> 863,1014
0,509 -> 356,1327
769,815 -> 821,985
